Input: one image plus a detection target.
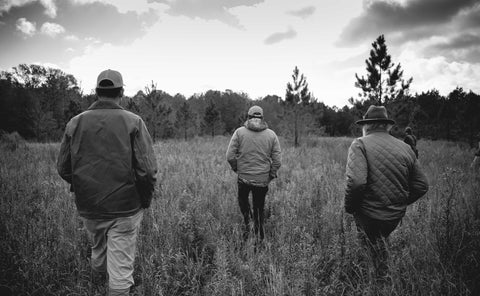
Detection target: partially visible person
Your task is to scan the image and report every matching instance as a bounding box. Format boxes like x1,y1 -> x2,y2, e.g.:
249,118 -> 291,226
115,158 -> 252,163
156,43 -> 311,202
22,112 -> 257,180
226,106 -> 281,242
471,141 -> 480,170
57,69 -> 158,296
344,105 -> 429,278
404,126 -> 418,158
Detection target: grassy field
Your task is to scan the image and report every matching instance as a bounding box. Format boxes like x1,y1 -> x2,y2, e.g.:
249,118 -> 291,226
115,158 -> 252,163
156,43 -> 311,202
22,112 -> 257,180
0,136 -> 479,295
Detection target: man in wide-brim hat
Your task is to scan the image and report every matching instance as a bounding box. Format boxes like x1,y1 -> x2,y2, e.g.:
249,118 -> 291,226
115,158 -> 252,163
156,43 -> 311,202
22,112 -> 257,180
344,105 -> 429,278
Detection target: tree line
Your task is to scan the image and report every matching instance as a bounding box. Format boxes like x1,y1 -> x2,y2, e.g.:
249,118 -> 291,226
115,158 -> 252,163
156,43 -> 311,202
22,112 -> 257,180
1,36 -> 479,146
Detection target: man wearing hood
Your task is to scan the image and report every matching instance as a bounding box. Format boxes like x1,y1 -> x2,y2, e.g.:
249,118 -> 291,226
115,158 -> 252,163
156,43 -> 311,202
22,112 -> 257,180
226,105 -> 281,242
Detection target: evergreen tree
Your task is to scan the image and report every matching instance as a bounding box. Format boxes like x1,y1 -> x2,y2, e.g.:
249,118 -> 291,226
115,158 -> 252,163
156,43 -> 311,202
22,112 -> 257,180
355,35 -> 412,106
284,66 -> 312,147
176,101 -> 193,140
203,100 -> 220,137
140,81 -> 173,141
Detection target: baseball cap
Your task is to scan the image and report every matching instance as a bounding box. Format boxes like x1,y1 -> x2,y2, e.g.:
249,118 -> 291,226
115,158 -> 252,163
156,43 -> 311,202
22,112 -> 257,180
248,105 -> 263,118
96,69 -> 124,89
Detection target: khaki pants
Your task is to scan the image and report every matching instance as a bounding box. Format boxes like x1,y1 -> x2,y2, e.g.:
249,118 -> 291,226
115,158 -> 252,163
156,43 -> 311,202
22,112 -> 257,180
82,210 -> 143,294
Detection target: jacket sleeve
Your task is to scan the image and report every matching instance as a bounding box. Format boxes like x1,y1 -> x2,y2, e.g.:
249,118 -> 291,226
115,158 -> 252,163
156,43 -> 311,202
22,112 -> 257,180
404,136 -> 414,147
407,160 -> 429,205
226,130 -> 239,172
269,133 -> 282,179
57,132 -> 72,186
344,139 -> 368,214
133,118 -> 158,208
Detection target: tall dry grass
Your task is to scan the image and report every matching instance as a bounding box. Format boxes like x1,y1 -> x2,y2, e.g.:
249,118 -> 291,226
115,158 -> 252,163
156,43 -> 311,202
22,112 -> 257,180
0,136 -> 479,295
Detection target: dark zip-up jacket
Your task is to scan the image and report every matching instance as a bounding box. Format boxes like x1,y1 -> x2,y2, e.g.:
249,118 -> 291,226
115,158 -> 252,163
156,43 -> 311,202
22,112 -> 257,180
57,100 -> 157,219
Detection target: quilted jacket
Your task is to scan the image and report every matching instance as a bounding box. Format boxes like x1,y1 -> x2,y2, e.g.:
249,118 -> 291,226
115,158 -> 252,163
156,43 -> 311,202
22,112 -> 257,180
57,100 -> 158,219
226,118 -> 281,186
344,129 -> 429,220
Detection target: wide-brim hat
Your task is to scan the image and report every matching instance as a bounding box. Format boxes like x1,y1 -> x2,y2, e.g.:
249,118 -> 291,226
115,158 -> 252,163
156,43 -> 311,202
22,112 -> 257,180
355,105 -> 395,125
96,69 -> 124,89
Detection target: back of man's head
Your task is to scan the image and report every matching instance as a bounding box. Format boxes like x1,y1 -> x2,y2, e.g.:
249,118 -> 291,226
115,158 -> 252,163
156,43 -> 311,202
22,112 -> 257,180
248,105 -> 263,119
95,69 -> 124,99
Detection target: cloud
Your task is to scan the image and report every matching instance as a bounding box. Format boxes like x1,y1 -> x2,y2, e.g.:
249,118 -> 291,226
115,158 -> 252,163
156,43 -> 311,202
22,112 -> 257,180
338,0 -> 479,45
287,6 -> 315,19
264,27 -> 297,45
55,1 -> 159,44
1,0 -> 32,15
1,0 -> 56,17
425,33 -> 480,63
0,0 -> 160,69
39,0 -> 56,18
336,0 -> 480,65
1,1 -> 159,44
432,33 -> 480,50
150,0 -> 264,28
400,50 -> 480,95
15,17 -> 36,36
40,22 -> 64,37
64,34 -> 79,41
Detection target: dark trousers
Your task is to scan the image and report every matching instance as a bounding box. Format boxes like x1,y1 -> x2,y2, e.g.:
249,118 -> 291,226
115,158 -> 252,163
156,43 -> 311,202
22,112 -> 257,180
237,181 -> 268,240
353,212 -> 401,277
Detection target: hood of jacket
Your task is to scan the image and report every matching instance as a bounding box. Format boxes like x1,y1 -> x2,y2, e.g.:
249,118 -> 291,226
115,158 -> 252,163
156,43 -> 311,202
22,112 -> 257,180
244,118 -> 268,132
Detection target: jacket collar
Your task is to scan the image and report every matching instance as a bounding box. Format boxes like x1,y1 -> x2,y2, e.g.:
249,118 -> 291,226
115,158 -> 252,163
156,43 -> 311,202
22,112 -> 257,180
88,99 -> 124,110
364,128 -> 390,136
244,118 -> 268,131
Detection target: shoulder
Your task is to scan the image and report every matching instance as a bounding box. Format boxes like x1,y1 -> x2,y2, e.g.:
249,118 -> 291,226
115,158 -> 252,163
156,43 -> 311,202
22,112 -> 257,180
395,135 -> 413,148
118,109 -> 142,120
349,137 -> 366,152
65,110 -> 89,133
391,135 -> 417,160
116,110 -> 146,128
234,126 -> 247,135
265,128 -> 278,137
352,136 -> 366,146
124,109 -> 141,118
71,109 -> 90,120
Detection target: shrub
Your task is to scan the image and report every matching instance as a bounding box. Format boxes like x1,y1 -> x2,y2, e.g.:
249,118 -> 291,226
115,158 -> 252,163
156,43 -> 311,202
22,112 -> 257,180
0,131 -> 26,151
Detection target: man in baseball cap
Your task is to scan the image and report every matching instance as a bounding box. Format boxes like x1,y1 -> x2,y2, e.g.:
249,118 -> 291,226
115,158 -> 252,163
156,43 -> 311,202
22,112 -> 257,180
58,69 -> 157,295
344,105 -> 428,278
226,105 -> 281,243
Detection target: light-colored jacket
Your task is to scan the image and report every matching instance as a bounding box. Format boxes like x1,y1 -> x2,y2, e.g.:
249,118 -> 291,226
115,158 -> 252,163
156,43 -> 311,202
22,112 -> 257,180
57,100 -> 158,219
344,129 -> 429,220
226,118 -> 281,186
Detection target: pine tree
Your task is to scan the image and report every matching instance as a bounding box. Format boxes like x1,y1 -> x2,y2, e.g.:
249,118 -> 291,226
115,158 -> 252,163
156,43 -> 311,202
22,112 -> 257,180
141,81 -> 172,141
176,101 -> 193,141
285,66 -> 311,147
203,100 -> 220,137
355,35 -> 412,106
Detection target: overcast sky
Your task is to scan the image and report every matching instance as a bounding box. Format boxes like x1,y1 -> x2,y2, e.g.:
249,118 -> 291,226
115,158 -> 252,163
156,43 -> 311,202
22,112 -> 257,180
1,0 -> 480,107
